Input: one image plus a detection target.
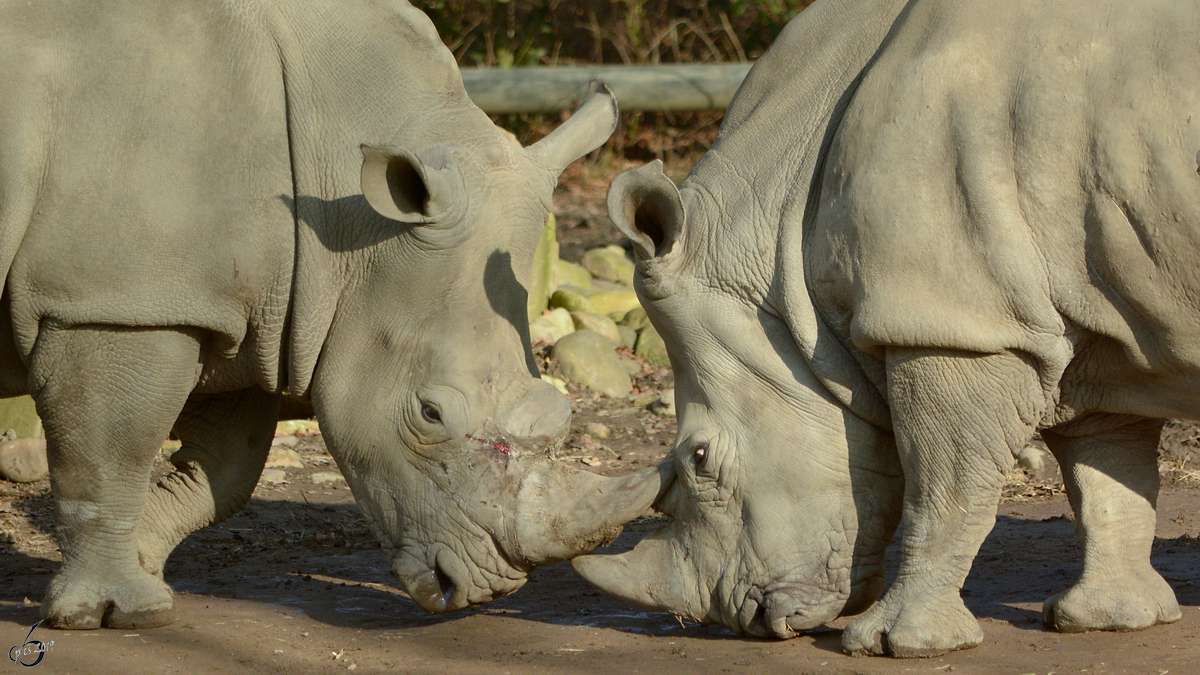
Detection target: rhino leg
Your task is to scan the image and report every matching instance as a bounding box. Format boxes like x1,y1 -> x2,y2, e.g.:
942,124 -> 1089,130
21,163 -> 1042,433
137,388 -> 279,578
1041,420 -> 1181,632
32,326 -> 202,630
843,349 -> 1042,658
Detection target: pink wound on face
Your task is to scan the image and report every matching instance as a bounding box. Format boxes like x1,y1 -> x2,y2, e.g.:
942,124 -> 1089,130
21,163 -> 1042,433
466,434 -> 511,454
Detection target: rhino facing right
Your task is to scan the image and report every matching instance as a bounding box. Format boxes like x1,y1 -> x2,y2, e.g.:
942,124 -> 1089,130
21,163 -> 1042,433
576,0 -> 1199,658
0,0 -> 668,630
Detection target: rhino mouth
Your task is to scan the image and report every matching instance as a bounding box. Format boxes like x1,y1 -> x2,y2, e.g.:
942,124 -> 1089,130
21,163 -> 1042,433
726,581 -> 849,639
389,541 -> 529,614
355,497 -> 530,614
723,554 -> 889,639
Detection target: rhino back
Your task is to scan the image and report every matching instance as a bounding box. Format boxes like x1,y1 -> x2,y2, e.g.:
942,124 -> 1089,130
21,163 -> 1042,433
1,1 -> 294,386
673,0 -> 910,427
807,0 -> 1200,412
681,0 -> 910,291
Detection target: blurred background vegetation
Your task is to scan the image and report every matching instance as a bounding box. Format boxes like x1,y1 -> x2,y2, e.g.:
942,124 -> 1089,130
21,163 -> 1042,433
415,0 -> 813,67
413,0 -> 815,161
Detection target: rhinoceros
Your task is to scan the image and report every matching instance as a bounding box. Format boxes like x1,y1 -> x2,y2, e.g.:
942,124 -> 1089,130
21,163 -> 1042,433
0,0 -> 668,629
575,0 -> 1200,658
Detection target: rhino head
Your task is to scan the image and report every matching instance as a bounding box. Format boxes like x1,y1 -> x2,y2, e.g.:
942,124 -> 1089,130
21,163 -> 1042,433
289,84 -> 669,613
572,161 -> 904,637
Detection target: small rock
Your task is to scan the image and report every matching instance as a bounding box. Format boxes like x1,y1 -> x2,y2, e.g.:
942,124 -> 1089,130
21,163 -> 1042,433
618,354 -> 642,375
587,289 -> 641,316
573,433 -> 601,451
260,468 -> 288,484
556,283 -> 593,297
529,319 -> 559,345
570,311 -> 621,347
0,396 -> 43,439
0,438 -> 48,483
266,447 -> 304,470
585,422 -> 611,439
579,456 -> 602,467
540,307 -> 576,341
277,420 -> 320,437
631,393 -> 660,407
549,288 -> 598,314
553,258 -> 593,291
311,471 -> 346,485
1016,446 -> 1045,472
541,374 -> 570,395
581,245 -> 635,285
635,324 -> 671,367
1017,444 -> 1059,481
617,325 -> 638,349
272,435 -> 300,448
621,306 -> 650,331
588,277 -> 625,291
648,389 -> 677,417
552,330 -> 632,398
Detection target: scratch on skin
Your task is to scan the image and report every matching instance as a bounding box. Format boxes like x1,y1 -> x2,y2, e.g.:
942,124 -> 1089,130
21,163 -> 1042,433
466,434 -> 511,455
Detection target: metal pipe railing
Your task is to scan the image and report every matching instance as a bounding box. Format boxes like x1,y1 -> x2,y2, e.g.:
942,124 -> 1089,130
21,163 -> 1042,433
460,63 -> 753,113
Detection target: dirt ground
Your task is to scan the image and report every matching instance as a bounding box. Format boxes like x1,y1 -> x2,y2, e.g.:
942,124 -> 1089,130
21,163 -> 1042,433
3,160 -> 1200,675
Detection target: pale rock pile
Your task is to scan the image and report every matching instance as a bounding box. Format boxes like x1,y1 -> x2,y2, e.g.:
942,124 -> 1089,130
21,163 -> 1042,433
524,218 -> 669,399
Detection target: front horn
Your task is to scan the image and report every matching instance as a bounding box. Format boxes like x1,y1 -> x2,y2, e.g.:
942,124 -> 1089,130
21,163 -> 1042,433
510,459 -> 673,566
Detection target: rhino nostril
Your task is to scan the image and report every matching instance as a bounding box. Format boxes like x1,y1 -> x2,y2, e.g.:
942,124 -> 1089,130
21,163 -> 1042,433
433,562 -> 455,607
392,556 -> 456,614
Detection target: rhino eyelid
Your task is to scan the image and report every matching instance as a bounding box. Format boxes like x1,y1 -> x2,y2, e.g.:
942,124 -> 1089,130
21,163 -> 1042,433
420,402 -> 442,424
692,443 -> 708,468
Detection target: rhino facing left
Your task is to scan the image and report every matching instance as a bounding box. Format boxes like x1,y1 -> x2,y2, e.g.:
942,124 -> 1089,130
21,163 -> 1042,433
0,0 -> 669,629
577,0 -> 1198,659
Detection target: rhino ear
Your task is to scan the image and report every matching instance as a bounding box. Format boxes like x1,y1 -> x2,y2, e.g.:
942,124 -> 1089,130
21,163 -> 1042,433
607,160 -> 685,261
526,80 -> 619,176
360,145 -> 461,224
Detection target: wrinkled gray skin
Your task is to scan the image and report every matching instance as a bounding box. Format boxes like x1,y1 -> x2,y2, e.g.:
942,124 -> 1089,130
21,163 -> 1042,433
576,0 -> 1200,658
0,0 -> 667,630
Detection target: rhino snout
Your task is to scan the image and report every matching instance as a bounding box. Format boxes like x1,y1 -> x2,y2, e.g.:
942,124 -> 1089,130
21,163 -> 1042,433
391,546 -> 527,614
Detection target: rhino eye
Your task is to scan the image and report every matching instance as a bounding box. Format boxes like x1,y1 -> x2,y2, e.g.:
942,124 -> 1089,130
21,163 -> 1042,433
420,402 -> 442,424
692,443 -> 708,468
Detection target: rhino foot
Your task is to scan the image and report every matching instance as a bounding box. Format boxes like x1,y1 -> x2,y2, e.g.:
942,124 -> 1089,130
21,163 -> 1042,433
42,565 -> 176,630
842,586 -> 982,658
1043,567 -> 1181,633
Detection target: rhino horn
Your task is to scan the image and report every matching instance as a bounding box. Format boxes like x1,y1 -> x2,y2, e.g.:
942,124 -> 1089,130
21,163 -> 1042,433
512,459 -> 673,566
526,80 -> 619,176
572,532 -> 697,618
